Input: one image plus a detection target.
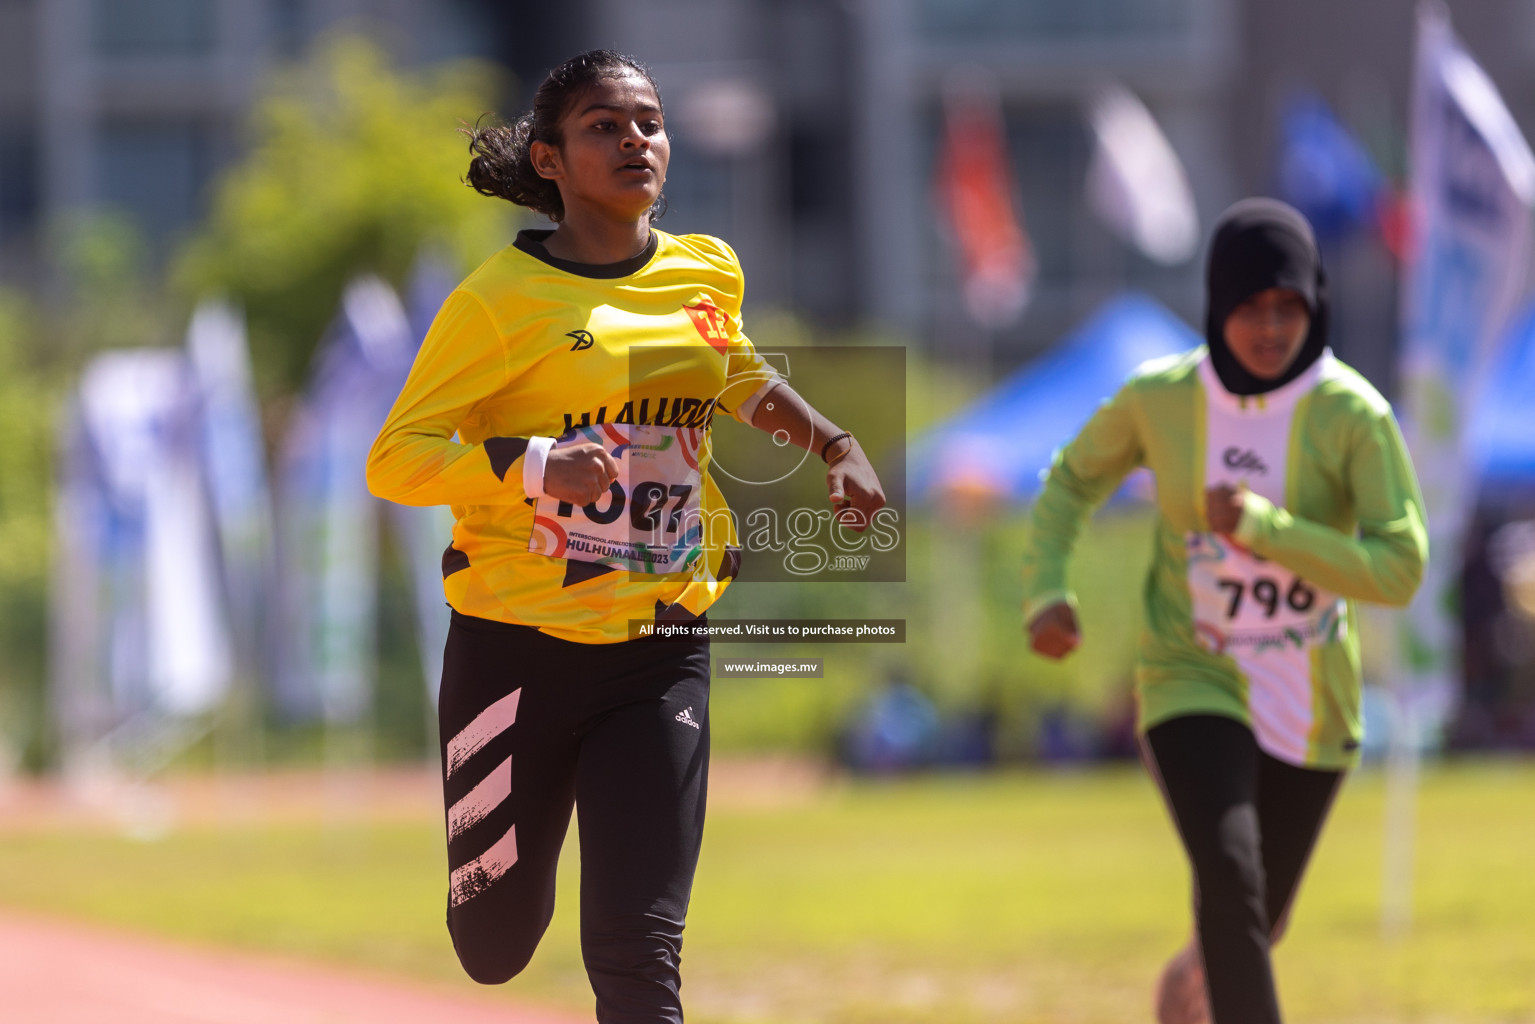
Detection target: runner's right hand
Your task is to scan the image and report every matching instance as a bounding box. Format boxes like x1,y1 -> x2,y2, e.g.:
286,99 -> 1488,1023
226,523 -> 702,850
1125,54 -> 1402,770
1027,601 -> 1081,660
543,442 -> 620,506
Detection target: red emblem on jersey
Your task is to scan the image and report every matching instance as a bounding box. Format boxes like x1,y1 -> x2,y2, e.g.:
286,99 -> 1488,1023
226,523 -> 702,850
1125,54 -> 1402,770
684,295 -> 732,354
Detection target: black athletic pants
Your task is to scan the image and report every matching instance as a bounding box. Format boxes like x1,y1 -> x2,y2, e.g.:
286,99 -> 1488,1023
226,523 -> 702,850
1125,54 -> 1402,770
1143,714 -> 1344,1024
437,610 -> 711,1024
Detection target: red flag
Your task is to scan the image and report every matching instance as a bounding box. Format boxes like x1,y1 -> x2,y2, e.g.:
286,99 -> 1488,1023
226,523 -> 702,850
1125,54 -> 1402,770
936,87 -> 1035,328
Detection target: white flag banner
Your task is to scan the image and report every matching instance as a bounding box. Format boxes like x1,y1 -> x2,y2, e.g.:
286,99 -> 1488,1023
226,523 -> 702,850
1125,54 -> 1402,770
398,256 -> 461,709
387,501 -> 455,709
277,276 -> 415,724
1398,4 -> 1535,733
1085,84 -> 1200,265
186,299 -> 275,685
78,351 -> 233,717
50,404 -> 110,765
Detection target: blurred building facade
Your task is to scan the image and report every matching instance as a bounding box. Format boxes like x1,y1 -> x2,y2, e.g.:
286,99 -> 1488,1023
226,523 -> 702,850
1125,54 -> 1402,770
569,0 -> 1535,388
3,0 -> 1535,381
0,0 -> 496,282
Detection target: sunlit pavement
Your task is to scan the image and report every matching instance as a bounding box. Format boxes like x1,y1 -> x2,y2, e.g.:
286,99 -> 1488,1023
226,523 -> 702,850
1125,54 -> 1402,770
0,912 -> 585,1024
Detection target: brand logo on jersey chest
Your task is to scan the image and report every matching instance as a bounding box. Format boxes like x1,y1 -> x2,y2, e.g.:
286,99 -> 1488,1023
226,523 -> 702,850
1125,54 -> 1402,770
1222,447 -> 1268,475
566,329 -> 595,351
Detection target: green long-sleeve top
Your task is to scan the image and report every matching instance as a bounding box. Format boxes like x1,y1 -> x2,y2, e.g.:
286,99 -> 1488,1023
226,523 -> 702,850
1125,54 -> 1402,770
1021,347 -> 1427,769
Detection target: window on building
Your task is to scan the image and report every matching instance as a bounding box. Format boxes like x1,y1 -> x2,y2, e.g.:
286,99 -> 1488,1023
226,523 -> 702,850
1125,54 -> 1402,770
270,0 -> 305,57
416,0 -> 500,62
789,125 -> 842,219
0,123 -> 38,239
653,135 -> 732,239
95,119 -> 209,241
93,0 -> 214,57
918,0 -> 1192,40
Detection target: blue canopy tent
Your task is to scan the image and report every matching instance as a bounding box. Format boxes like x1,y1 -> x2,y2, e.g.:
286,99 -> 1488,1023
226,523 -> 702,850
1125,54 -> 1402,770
1469,296 -> 1535,500
911,293 -> 1202,503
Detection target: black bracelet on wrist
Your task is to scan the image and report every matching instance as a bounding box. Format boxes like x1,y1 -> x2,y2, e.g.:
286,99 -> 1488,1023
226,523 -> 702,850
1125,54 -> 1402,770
820,431 -> 854,463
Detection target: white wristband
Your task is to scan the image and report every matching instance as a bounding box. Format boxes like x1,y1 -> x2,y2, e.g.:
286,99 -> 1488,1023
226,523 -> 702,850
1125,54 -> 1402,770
522,436 -> 557,499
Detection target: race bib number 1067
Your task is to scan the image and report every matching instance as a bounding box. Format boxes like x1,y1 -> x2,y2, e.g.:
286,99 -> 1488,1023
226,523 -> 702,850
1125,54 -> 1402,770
528,423 -> 705,575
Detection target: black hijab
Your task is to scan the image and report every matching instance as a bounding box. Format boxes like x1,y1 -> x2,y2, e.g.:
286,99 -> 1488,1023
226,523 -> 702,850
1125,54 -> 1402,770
1204,198 -> 1329,396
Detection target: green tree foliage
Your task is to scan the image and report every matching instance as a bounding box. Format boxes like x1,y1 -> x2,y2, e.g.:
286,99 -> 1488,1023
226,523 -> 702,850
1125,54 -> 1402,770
51,211 -> 178,359
0,293 -> 61,770
174,36 -> 515,399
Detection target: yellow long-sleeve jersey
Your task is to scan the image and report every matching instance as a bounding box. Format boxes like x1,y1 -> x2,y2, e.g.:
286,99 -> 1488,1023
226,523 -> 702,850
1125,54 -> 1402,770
367,228 -> 773,643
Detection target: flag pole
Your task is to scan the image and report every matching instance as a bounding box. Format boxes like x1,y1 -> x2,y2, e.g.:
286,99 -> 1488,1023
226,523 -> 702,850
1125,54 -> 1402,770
1380,607 -> 1416,937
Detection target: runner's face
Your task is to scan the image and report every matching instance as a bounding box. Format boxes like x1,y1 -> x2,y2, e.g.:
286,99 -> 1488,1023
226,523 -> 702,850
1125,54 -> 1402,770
533,74 -> 668,223
1223,287 -> 1310,380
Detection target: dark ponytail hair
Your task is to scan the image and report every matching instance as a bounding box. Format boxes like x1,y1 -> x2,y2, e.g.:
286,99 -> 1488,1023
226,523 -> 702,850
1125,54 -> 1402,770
463,49 -> 665,223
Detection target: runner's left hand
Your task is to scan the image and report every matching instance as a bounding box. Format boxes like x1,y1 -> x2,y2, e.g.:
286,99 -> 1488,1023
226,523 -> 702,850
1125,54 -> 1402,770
1204,484 -> 1245,535
826,440 -> 885,532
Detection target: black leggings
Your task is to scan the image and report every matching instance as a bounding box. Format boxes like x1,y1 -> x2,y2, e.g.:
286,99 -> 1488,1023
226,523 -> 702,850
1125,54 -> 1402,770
1143,714 -> 1344,1024
437,610 -> 710,1024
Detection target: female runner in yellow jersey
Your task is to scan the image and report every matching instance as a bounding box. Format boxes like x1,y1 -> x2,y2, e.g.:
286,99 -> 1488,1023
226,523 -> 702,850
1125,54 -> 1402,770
367,50 -> 885,1023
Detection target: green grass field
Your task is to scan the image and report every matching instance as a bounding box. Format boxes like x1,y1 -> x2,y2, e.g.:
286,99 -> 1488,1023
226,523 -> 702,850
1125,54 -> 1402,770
0,762 -> 1530,1023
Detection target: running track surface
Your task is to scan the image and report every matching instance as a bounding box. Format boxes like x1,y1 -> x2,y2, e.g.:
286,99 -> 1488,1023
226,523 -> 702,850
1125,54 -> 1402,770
0,912 -> 587,1024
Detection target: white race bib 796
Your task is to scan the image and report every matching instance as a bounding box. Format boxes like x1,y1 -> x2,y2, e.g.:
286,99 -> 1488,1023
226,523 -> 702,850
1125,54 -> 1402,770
1186,533 -> 1343,655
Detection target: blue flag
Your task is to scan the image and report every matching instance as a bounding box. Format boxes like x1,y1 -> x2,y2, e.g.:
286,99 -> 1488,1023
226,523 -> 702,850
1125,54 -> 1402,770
1277,92 -> 1385,243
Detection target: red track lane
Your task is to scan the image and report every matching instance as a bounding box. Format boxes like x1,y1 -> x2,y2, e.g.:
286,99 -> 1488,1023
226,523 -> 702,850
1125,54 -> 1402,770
0,912 -> 586,1024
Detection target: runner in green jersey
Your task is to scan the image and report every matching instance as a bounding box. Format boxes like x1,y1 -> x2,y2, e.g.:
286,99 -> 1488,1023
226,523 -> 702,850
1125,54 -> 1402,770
1022,199 -> 1426,1024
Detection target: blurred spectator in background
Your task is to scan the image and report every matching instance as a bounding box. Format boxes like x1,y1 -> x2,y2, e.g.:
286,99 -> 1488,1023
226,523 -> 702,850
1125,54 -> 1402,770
839,677 -> 943,774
